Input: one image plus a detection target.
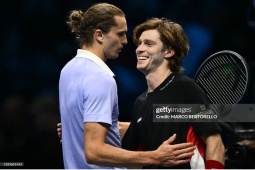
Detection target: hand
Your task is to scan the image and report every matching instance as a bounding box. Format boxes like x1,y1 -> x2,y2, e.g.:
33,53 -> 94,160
154,134 -> 195,167
57,123 -> 62,144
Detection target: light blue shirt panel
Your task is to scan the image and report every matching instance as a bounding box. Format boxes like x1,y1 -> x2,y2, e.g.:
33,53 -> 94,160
82,69 -> 115,125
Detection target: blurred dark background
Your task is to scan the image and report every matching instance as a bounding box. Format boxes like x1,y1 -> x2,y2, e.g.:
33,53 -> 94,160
0,0 -> 255,168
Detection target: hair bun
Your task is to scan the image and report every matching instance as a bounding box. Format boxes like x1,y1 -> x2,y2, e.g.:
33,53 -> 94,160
67,10 -> 83,33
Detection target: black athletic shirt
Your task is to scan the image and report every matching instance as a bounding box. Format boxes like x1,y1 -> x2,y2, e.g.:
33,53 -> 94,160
122,72 -> 221,169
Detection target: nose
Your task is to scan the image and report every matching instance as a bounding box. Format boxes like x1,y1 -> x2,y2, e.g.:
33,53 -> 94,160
121,35 -> 128,45
136,44 -> 144,54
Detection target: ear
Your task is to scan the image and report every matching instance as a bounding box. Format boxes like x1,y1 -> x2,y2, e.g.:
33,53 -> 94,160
165,49 -> 175,59
94,29 -> 104,43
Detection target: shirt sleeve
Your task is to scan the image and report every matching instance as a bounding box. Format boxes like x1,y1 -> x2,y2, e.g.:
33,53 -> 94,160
187,79 -> 222,136
122,118 -> 140,151
122,100 -> 141,151
83,74 -> 117,125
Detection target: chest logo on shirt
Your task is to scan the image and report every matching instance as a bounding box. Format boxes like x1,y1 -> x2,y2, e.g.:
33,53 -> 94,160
137,117 -> 142,123
160,75 -> 175,90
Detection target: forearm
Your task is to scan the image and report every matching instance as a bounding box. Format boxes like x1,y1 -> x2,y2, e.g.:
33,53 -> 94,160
86,142 -> 156,167
85,122 -> 156,167
118,121 -> 130,139
85,123 -> 194,168
204,133 -> 225,164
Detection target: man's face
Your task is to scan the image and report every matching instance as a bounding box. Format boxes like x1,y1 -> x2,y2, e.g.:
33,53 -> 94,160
102,16 -> 128,59
136,29 -> 168,74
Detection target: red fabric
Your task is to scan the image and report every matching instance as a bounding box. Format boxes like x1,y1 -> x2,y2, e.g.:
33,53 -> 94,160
186,123 -> 205,159
206,160 -> 224,169
137,145 -> 143,151
186,123 -> 206,168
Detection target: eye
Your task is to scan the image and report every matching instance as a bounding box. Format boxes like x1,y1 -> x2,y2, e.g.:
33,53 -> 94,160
145,42 -> 154,46
118,32 -> 126,37
142,39 -> 155,46
136,41 -> 142,46
146,42 -> 153,46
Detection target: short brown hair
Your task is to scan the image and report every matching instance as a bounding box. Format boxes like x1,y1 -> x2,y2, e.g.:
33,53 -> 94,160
67,3 -> 125,47
133,17 -> 189,72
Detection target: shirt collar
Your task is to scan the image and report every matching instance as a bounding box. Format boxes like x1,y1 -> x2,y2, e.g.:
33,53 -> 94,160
75,49 -> 115,77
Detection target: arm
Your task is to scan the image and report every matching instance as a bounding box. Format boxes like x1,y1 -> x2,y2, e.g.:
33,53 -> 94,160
57,121 -> 130,141
201,133 -> 225,168
118,121 -> 130,139
57,121 -> 131,142
85,122 -> 195,167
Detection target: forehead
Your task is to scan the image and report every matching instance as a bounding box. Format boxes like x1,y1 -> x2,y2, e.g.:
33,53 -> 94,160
139,29 -> 161,41
110,16 -> 127,32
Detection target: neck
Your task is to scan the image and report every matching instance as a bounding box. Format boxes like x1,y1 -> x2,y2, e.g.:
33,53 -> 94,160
145,69 -> 172,93
82,44 -> 106,62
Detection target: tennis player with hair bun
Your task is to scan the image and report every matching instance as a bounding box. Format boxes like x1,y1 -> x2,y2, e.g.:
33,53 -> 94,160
58,3 -> 195,169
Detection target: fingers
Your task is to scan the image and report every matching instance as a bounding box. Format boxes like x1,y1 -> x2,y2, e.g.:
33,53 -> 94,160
57,123 -> 62,128
57,123 -> 62,144
174,147 -> 195,160
162,147 -> 195,167
167,145 -> 195,167
57,127 -> 61,133
172,143 -> 195,158
163,134 -> 176,144
173,142 -> 194,150
57,123 -> 62,137
57,123 -> 62,138
57,130 -> 61,138
174,158 -> 192,166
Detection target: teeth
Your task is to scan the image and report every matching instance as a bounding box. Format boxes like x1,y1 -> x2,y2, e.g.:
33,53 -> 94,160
139,57 -> 147,60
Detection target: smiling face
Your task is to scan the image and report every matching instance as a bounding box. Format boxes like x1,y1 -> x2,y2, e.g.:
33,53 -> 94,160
102,16 -> 128,60
133,18 -> 189,73
136,29 -> 172,75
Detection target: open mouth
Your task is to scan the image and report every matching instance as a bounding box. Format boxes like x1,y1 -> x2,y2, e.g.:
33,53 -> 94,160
138,56 -> 149,60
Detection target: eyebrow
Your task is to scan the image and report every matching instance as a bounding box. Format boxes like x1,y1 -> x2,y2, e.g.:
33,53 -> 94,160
139,39 -> 156,44
119,30 -> 127,34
